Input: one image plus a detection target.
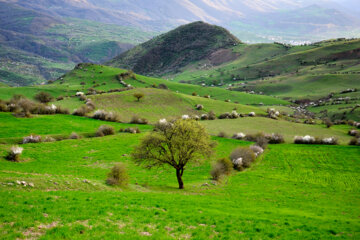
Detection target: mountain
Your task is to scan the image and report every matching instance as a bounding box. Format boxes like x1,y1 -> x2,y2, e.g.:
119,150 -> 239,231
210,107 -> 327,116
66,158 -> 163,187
0,1 -> 154,86
4,0 -> 360,43
107,22 -> 240,75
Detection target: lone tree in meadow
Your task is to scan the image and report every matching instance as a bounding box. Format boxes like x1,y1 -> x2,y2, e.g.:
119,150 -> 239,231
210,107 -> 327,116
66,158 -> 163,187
34,91 -> 53,103
133,92 -> 144,102
132,119 -> 216,189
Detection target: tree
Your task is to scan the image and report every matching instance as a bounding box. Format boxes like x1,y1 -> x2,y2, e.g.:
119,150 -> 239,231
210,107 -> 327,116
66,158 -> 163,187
132,119 -> 216,189
34,92 -> 53,103
133,92 -> 144,102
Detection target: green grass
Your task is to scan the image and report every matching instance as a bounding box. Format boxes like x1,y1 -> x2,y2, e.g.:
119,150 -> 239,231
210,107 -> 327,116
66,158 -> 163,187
0,113 -> 152,143
0,131 -> 359,239
90,88 -> 265,123
201,117 -> 353,144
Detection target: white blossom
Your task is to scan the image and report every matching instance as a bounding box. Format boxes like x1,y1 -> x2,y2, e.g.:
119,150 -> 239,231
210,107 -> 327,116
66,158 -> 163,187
11,146 -> 23,155
182,115 -> 190,120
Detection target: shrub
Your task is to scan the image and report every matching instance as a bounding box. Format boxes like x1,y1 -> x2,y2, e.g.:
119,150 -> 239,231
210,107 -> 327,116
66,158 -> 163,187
200,114 -> 208,120
43,136 -> 56,142
208,111 -> 216,120
158,83 -> 168,89
320,137 -> 338,145
22,135 -> 41,144
130,115 -> 148,124
182,115 -> 190,120
55,106 -> 70,115
0,101 -> 8,112
195,104 -> 203,110
133,92 -> 145,102
250,145 -> 264,157
69,132 -> 80,139
34,92 -> 53,103
349,137 -> 360,146
230,147 -> 256,170
323,119 -> 333,128
219,112 -> 230,119
210,158 -> 233,181
6,146 -> 23,162
96,125 -> 115,137
266,133 -> 285,144
218,131 -> 228,138
232,132 -> 246,140
349,129 -> 359,137
304,119 -> 316,125
294,135 -> 315,144
121,127 -> 141,134
267,108 -> 280,119
73,105 -> 92,116
248,112 -> 256,117
192,92 -> 197,96
106,163 -> 129,186
245,133 -> 268,149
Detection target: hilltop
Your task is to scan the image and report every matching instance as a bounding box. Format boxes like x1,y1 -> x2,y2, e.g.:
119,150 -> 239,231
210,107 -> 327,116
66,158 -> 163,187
108,22 -> 240,76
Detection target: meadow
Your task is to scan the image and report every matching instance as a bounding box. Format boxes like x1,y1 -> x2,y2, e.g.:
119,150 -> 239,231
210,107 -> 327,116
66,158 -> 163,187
0,125 -> 359,239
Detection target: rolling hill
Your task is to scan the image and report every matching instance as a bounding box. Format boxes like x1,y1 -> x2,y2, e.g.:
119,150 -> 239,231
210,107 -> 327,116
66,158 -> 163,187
0,2 -> 155,86
109,22 -> 360,120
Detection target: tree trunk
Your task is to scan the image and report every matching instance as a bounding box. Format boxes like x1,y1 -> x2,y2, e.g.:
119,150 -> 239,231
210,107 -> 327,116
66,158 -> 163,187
176,168 -> 184,189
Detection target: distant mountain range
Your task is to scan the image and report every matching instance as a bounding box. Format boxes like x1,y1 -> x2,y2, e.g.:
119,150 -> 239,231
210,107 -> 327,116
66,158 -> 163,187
4,0 -> 360,43
1,0 -> 359,86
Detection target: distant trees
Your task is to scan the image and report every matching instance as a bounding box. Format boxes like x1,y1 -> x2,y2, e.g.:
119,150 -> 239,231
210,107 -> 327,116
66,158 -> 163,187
132,119 -> 216,189
34,92 -> 53,103
133,93 -> 144,102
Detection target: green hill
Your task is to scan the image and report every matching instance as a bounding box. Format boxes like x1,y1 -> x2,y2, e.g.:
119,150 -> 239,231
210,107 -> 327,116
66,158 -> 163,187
108,21 -> 241,75
0,2 -> 155,86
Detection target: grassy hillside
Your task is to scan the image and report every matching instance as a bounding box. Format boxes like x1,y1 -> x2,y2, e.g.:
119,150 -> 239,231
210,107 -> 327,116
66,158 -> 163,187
201,118 -> 353,144
0,119 -> 359,238
0,2 -> 155,86
108,21 -> 241,75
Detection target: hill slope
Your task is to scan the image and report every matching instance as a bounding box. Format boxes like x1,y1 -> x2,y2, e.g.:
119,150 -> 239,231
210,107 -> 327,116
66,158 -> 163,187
0,2 -> 154,86
108,22 -> 240,76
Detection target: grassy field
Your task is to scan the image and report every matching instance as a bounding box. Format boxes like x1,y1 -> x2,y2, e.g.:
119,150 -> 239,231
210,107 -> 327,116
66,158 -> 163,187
0,113 -> 152,144
0,125 -> 359,239
201,117 -> 353,144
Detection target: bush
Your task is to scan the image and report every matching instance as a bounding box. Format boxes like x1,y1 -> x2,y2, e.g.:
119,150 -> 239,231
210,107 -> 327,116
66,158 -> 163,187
73,105 -> 92,116
232,132 -> 246,140
121,127 -> 141,134
219,112 -> 230,119
43,136 -> 56,142
195,104 -> 203,110
55,106 -> 70,115
96,125 -> 115,137
210,158 -> 233,181
250,145 -> 264,157
69,132 -> 80,139
93,110 -> 120,122
230,147 -> 256,170
133,92 -> 144,102
6,146 -> 23,162
217,131 -> 228,138
22,135 -> 42,144
192,92 -> 197,96
349,137 -> 360,146
294,135 -> 315,144
34,92 -> 53,103
130,115 -> 148,124
266,133 -> 285,144
349,129 -> 359,137
158,83 -> 168,89
320,137 -> 338,145
245,133 -> 268,149
323,119 -> 333,128
106,163 -> 129,186
208,111 -> 216,120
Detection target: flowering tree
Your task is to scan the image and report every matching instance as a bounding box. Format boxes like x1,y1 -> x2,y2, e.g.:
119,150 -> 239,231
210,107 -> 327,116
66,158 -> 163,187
132,119 -> 216,189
